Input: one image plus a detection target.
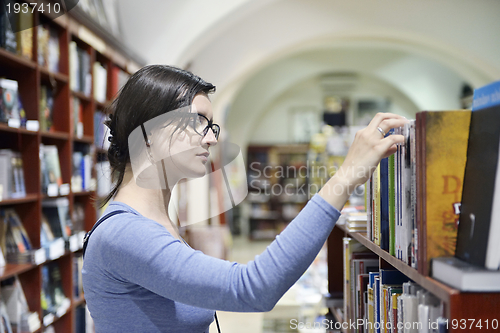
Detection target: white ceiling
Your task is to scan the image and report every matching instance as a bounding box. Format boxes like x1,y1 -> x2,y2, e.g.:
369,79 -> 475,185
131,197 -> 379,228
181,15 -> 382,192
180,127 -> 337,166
117,0 -> 500,145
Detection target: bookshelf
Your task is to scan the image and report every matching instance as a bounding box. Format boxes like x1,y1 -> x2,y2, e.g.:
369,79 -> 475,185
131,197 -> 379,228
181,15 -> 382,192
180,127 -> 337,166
0,2 -> 143,332
246,144 -> 309,240
327,222 -> 500,332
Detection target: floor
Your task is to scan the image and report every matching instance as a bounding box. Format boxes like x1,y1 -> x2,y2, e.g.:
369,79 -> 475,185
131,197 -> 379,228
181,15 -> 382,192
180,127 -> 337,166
208,236 -> 328,333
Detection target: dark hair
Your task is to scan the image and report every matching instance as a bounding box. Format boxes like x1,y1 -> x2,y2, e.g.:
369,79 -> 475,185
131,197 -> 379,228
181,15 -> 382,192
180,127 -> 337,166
100,65 -> 216,207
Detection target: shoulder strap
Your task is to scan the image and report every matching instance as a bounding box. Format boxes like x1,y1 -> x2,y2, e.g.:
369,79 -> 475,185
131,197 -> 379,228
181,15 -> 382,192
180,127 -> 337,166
82,210 -> 127,258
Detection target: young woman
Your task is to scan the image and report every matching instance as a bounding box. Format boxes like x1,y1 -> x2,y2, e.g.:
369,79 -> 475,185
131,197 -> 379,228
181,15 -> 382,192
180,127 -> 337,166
82,65 -> 407,333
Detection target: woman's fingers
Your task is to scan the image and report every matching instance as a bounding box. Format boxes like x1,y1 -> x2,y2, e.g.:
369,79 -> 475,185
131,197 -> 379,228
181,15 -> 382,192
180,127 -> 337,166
377,118 -> 409,135
380,135 -> 404,158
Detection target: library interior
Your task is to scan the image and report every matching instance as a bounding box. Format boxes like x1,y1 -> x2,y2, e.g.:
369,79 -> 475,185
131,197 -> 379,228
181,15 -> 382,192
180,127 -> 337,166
0,0 -> 499,332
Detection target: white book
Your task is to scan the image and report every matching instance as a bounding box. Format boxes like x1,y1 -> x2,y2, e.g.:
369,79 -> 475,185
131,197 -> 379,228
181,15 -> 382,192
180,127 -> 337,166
432,256 -> 500,291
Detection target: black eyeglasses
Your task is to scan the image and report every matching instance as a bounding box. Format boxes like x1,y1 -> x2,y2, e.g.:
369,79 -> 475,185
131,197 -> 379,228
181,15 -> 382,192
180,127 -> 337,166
191,113 -> 220,140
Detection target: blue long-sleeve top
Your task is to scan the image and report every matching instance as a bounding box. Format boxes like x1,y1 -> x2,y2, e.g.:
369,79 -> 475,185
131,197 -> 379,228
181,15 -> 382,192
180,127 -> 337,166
82,194 -> 340,333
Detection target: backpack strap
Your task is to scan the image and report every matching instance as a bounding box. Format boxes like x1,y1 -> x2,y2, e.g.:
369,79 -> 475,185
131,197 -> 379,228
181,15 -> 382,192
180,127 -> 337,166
83,210 -> 127,258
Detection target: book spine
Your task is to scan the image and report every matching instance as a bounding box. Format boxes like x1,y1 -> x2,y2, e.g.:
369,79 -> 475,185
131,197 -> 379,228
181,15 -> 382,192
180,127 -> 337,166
373,164 -> 381,246
388,154 -> 396,256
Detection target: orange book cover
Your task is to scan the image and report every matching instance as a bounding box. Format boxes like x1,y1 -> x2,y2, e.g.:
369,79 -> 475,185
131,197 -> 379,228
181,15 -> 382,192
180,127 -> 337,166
417,110 -> 471,276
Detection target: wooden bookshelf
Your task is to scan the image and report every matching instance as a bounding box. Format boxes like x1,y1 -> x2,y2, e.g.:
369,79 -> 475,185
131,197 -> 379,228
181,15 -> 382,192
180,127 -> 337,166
327,223 -> 500,332
246,144 -> 309,240
0,2 -> 144,332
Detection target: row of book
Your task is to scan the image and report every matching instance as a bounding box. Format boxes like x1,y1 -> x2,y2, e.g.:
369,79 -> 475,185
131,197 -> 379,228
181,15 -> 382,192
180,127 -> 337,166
38,24 -> 61,73
1,277 -> 41,333
0,10 -> 32,59
70,41 -> 92,96
361,80 -> 500,292
2,201 -> 86,266
0,149 -> 26,201
1,144 -> 107,200
343,237 -> 448,333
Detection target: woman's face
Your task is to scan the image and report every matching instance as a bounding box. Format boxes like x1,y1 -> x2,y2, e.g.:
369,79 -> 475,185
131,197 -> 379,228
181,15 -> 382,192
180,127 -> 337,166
151,93 -> 218,184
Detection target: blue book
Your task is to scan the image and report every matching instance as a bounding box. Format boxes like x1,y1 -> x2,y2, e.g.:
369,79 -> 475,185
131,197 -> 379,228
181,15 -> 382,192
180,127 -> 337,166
374,275 -> 380,333
379,269 -> 411,285
380,157 -> 389,251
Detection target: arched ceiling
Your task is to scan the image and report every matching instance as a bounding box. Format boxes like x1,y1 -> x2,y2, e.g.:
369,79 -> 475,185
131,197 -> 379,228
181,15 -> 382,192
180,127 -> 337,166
118,0 -> 500,146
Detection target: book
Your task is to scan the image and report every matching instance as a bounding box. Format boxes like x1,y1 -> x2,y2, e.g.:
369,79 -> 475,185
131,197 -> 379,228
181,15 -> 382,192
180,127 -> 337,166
0,10 -> 16,53
432,256 -> 500,291
42,198 -> 71,240
416,110 -> 471,276
3,209 -> 32,263
0,78 -> 19,124
69,41 -> 79,91
41,262 -> 70,321
39,85 -> 54,132
372,164 -> 380,246
47,28 -> 60,73
0,299 -> 13,333
38,24 -> 50,67
93,62 -> 108,103
16,10 -> 33,59
456,80 -> 500,270
388,154 -> 396,257
1,276 -> 40,332
380,157 -> 389,251
40,145 -> 63,195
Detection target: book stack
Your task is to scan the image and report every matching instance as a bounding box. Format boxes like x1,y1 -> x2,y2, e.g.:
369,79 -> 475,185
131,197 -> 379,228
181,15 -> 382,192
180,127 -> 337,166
37,24 -> 60,72
69,41 -> 91,95
0,149 -> 26,200
366,110 -> 471,276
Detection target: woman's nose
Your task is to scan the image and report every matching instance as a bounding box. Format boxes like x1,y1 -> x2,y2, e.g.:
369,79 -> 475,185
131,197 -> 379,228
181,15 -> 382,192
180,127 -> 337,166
202,128 -> 218,146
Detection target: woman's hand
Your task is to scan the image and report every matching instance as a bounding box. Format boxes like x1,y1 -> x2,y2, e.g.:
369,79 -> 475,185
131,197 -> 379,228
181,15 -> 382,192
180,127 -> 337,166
318,113 -> 408,210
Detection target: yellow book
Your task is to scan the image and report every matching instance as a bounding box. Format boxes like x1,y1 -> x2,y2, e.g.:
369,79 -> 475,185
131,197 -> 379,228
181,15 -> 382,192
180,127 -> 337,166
367,286 -> 374,333
416,110 -> 471,275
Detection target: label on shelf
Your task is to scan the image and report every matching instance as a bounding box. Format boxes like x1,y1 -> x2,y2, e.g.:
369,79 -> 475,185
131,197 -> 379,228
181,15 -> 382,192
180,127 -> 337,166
43,313 -> 54,327
26,120 -> 39,131
7,118 -> 20,128
34,248 -> 47,265
48,238 -> 65,260
28,312 -> 41,332
59,183 -> 70,196
56,298 -> 71,317
69,232 -> 85,252
47,184 -> 58,197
